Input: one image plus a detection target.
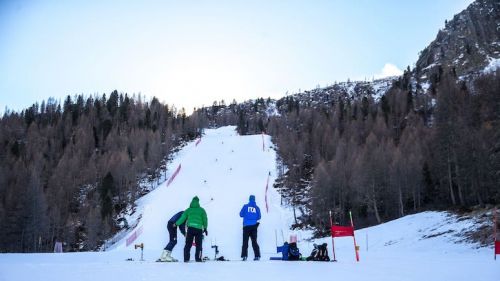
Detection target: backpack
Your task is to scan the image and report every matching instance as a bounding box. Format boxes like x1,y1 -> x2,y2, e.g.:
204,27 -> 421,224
288,242 -> 301,261
307,243 -> 330,261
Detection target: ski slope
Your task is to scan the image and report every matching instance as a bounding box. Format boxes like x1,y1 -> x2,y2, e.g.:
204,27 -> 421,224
0,126 -> 498,281
109,125 -> 292,259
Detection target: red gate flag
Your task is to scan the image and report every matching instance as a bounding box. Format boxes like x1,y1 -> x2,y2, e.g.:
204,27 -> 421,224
331,225 -> 354,237
495,241 -> 500,255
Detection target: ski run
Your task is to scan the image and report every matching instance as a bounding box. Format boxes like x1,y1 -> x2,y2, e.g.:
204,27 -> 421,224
0,126 -> 498,281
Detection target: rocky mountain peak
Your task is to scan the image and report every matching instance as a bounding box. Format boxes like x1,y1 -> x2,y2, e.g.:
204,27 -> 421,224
415,0 -> 499,79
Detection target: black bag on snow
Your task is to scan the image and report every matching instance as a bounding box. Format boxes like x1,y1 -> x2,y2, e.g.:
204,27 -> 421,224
306,243 -> 330,261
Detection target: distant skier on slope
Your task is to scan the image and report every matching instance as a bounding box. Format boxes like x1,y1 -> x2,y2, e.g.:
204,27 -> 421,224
175,196 -> 208,262
239,195 -> 261,261
158,211 -> 186,262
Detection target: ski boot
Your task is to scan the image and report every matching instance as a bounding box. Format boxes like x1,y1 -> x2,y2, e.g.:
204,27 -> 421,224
165,250 -> 178,262
158,250 -> 178,262
157,250 -> 168,262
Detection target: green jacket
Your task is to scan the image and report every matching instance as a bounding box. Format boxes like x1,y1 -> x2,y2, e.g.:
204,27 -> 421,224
176,196 -> 208,230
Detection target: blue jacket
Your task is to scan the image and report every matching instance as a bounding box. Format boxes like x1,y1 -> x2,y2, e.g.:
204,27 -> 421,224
168,211 -> 186,235
277,242 -> 290,260
240,195 -> 261,226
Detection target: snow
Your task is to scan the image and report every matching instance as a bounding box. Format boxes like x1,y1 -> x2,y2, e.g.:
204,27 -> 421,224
422,62 -> 438,71
420,81 -> 431,94
371,78 -> 394,100
265,101 -> 280,117
0,126 -> 499,281
483,57 -> 500,74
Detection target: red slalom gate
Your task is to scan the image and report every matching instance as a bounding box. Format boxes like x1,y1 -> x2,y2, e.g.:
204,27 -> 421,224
329,211 -> 360,262
331,226 -> 354,237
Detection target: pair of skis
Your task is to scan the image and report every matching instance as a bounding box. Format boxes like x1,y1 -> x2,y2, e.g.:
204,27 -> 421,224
154,256 -> 229,263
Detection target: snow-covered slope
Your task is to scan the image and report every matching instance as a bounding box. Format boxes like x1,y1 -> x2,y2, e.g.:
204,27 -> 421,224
0,127 -> 498,281
108,125 -> 293,259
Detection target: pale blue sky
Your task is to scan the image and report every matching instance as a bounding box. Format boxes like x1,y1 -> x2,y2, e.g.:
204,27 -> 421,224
0,0 -> 473,113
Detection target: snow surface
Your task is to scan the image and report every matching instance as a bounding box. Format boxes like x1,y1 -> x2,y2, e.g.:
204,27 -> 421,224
483,57 -> 500,74
370,78 -> 394,100
1,126 -> 499,281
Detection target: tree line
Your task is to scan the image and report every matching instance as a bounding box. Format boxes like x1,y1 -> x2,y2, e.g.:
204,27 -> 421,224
0,91 -> 202,252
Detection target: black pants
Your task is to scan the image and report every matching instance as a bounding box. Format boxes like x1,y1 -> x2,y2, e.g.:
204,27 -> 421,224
241,224 -> 260,258
184,227 -> 203,262
164,222 -> 177,251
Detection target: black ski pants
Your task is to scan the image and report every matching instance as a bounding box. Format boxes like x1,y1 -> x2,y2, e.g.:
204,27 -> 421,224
164,222 -> 177,251
241,224 -> 260,258
184,227 -> 203,262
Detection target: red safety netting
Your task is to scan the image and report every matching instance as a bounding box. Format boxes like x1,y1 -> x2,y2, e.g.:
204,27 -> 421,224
331,225 -> 354,237
264,175 -> 270,213
167,164 -> 181,187
126,226 -> 143,247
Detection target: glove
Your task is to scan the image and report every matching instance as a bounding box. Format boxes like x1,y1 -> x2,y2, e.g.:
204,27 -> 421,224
204,229 -> 208,236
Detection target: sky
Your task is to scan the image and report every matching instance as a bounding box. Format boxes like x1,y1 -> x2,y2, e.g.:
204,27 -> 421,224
0,0 -> 474,114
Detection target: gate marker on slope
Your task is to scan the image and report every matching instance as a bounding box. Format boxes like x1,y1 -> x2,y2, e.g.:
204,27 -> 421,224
329,210 -> 360,262
134,243 -> 145,261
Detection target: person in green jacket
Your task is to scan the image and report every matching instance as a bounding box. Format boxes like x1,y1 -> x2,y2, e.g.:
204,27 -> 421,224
175,196 -> 208,262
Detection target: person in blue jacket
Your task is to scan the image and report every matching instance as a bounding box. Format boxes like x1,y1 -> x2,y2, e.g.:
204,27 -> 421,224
159,211 -> 186,262
239,195 -> 261,261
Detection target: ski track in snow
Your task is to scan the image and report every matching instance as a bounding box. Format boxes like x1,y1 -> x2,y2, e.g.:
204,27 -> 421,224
0,126 -> 498,281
